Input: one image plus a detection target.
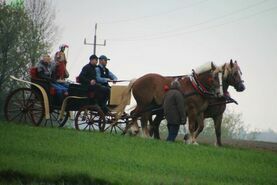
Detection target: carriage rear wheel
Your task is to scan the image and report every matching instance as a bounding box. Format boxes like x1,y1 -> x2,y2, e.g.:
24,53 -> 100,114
4,88 -> 44,126
41,109 -> 69,127
75,105 -> 106,132
104,112 -> 128,134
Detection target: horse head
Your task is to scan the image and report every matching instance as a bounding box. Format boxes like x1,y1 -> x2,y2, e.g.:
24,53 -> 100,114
220,60 -> 245,92
193,62 -> 221,94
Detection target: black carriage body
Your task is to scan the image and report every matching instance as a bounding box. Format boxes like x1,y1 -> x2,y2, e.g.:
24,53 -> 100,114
66,83 -> 97,111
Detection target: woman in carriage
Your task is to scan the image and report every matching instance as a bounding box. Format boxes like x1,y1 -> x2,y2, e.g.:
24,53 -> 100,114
36,54 -> 68,103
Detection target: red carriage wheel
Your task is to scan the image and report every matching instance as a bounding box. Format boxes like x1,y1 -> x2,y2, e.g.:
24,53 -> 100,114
4,88 -> 44,126
74,105 -> 106,132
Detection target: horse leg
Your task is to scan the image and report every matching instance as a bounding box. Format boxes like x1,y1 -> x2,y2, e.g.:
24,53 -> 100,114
185,115 -> 196,144
149,116 -> 154,137
152,112 -> 163,139
191,113 -> 205,145
140,112 -> 152,137
213,114 -> 223,146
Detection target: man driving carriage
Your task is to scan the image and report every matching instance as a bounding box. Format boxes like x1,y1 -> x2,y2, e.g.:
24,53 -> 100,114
78,54 -> 112,115
96,55 -> 118,86
96,55 -> 118,110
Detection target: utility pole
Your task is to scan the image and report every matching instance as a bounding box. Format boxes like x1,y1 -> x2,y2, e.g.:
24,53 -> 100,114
84,23 -> 106,55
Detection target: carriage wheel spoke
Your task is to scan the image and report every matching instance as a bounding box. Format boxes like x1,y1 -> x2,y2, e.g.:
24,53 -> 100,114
9,111 -> 23,122
83,124 -> 89,130
18,113 -> 24,122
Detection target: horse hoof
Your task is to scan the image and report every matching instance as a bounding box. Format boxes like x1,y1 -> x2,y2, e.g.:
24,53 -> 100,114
184,139 -> 192,145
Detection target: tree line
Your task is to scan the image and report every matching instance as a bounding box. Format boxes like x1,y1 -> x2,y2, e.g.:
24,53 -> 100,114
0,0 -> 58,118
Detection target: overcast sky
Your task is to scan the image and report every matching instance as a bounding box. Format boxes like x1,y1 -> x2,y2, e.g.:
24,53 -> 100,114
50,0 -> 277,132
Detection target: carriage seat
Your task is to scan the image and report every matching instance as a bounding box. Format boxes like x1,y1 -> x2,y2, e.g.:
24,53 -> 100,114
29,67 -> 68,97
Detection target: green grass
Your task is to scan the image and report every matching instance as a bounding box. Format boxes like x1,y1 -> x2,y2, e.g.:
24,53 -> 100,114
0,122 -> 276,185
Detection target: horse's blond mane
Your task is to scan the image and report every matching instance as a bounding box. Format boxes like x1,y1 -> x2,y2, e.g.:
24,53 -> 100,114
214,63 -> 232,79
194,62 -> 216,74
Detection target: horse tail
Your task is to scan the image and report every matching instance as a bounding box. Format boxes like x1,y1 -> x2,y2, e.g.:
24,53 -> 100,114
114,79 -> 136,119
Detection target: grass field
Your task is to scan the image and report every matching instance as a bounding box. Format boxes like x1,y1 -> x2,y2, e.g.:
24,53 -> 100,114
0,122 -> 276,185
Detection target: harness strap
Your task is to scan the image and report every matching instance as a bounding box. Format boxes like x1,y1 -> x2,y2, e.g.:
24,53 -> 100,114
189,73 -> 215,97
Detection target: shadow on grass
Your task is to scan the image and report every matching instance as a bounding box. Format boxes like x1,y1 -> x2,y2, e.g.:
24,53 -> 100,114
0,170 -> 118,185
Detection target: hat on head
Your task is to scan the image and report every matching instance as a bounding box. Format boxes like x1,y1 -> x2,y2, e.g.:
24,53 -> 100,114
170,80 -> 181,89
59,44 -> 69,50
99,55 -> 110,61
89,54 -> 98,60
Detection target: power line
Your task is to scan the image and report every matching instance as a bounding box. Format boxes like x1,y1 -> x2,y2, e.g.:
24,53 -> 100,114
121,5 -> 277,42
99,0 -> 208,24
106,0 -> 271,42
107,1 -> 277,42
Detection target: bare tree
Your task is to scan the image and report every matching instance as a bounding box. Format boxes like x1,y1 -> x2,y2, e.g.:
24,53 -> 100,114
0,0 -> 59,118
24,0 -> 58,66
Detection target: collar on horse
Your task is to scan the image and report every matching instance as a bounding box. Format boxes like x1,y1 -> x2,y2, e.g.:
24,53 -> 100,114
190,70 -> 215,97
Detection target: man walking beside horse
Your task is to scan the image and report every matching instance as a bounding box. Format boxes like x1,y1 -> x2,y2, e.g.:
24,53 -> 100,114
163,80 -> 187,142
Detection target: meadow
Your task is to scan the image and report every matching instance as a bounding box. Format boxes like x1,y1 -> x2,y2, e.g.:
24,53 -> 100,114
0,122 -> 276,185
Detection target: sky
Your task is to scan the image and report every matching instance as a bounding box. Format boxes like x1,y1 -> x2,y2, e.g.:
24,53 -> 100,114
50,0 -> 277,132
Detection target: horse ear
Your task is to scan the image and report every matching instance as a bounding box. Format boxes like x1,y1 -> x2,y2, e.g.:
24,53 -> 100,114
235,60 -> 237,64
230,59 -> 234,67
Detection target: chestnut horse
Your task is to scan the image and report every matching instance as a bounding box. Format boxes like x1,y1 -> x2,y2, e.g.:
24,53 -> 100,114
202,60 -> 245,146
161,60 -> 245,145
115,62 -> 220,144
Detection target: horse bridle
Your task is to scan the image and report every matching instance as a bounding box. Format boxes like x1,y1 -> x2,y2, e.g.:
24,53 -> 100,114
223,65 -> 244,90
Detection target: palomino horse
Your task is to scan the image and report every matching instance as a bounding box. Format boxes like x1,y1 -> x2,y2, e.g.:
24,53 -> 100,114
115,62 -> 220,144
202,60 -> 245,146
149,60 -> 245,145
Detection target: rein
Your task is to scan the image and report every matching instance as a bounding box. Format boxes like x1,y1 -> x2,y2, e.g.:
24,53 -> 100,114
190,70 -> 215,97
208,96 -> 238,106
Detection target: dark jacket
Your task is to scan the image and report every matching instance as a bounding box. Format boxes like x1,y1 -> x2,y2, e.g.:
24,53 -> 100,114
163,87 -> 186,125
79,63 -> 97,85
36,60 -> 53,82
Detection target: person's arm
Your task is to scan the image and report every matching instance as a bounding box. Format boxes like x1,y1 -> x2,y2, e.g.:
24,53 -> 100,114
175,92 -> 186,124
108,70 -> 118,81
79,66 -> 90,85
50,62 -> 57,79
37,71 -> 54,82
96,67 -> 109,84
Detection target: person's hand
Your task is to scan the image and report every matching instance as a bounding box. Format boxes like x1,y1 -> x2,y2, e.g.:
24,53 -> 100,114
107,79 -> 116,84
90,79 -> 96,85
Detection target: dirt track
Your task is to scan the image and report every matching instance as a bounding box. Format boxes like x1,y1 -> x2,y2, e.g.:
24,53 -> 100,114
197,136 -> 277,153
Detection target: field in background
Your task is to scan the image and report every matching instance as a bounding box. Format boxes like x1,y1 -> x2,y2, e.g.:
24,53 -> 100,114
0,122 -> 276,185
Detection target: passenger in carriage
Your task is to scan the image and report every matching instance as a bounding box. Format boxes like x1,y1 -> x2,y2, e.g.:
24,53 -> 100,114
36,54 -> 68,101
36,54 -> 55,82
79,54 -> 111,114
96,55 -> 118,87
53,44 -> 69,82
163,80 -> 187,142
96,55 -> 118,111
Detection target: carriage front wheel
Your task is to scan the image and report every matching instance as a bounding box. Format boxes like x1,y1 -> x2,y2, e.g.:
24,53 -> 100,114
4,88 -> 44,126
75,105 -> 106,132
41,109 -> 70,127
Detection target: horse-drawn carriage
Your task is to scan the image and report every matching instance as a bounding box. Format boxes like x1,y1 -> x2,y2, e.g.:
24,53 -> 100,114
4,67 -> 131,133
4,60 -> 245,145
